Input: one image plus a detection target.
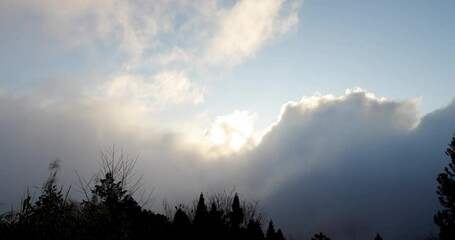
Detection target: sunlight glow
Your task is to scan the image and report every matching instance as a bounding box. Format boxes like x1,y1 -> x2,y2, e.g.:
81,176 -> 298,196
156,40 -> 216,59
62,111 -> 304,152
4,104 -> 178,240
204,110 -> 257,153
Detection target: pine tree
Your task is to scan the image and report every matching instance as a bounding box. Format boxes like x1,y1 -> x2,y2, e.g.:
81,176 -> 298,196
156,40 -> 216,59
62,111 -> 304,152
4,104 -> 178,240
266,220 -> 276,240
374,233 -> 383,240
172,208 -> 191,240
84,149 -> 145,240
229,193 -> 244,229
276,229 -> 285,240
311,232 -> 331,240
246,219 -> 264,240
435,135 -> 455,240
208,202 -> 223,225
15,160 -> 76,239
208,202 -> 226,239
93,172 -> 127,206
194,193 -> 208,226
193,193 -> 209,239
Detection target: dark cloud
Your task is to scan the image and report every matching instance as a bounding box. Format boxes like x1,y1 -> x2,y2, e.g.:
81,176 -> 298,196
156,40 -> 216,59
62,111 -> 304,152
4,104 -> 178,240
0,89 -> 454,240
239,91 -> 455,239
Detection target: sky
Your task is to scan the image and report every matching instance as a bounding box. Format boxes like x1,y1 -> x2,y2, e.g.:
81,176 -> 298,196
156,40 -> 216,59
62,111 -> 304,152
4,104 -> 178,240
1,0 -> 455,239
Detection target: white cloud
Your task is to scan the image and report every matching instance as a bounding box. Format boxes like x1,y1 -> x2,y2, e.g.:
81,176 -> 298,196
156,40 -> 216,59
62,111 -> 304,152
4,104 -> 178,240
238,89 -> 444,239
5,0 -> 174,58
148,47 -> 193,67
206,0 -> 301,66
257,88 -> 419,153
1,0 -> 301,108
197,110 -> 259,156
151,71 -> 205,105
3,0 -> 300,67
105,71 -> 204,109
0,88 -> 453,239
238,89 -> 420,196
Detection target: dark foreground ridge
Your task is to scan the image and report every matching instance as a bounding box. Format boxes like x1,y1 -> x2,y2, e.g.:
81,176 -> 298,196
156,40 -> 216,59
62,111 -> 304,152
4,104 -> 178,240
0,147 -> 290,240
3,133 -> 455,240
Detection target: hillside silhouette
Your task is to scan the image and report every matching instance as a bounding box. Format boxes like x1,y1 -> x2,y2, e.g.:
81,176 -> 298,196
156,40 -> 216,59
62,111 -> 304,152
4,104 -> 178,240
0,146 -> 291,240
2,133 -> 455,240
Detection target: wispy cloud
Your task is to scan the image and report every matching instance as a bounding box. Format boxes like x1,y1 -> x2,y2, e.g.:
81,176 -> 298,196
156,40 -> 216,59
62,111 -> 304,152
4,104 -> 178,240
3,0 -> 173,57
105,71 -> 204,108
1,0 -> 301,109
206,0 -> 301,66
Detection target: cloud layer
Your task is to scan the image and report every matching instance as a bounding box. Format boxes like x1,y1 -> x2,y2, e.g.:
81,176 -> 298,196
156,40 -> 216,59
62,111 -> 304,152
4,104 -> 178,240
1,0 -> 301,110
1,88 -> 454,239
2,1 -> 454,239
207,0 -> 300,66
242,89 -> 452,239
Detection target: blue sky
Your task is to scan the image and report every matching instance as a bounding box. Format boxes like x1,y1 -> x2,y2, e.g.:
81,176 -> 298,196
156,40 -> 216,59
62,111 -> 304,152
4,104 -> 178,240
2,0 -> 453,132
206,0 -> 455,129
1,1 -> 455,239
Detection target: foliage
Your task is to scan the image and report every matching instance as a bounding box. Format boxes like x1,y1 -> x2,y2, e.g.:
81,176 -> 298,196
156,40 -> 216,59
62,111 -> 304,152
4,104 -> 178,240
0,147 -> 287,240
374,233 -> 383,240
265,220 -> 285,240
435,135 -> 455,240
8,139 -> 451,238
6,160 -> 78,239
247,219 -> 265,240
311,232 -> 331,240
193,193 -> 208,227
229,193 -> 245,229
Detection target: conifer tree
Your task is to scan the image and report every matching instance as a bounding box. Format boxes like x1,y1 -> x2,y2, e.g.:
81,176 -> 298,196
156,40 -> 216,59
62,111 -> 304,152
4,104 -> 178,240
208,202 -> 225,236
435,135 -> 455,240
276,229 -> 285,240
374,233 -> 383,240
173,208 -> 190,227
0,146 -> 293,240
311,232 -> 331,240
229,193 -> 244,229
14,160 -> 76,239
194,193 -> 208,226
93,172 -> 126,206
208,202 -> 223,224
266,220 -> 276,240
246,219 -> 264,240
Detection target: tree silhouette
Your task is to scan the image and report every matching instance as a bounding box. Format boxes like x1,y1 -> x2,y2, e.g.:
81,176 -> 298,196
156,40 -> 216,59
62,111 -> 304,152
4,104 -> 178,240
194,193 -> 208,226
266,220 -> 276,240
32,164 -> 74,239
172,207 -> 191,240
276,229 -> 285,240
374,232 -> 383,240
0,147 -> 290,240
311,232 -> 331,240
82,172 -> 141,239
435,134 -> 455,240
12,160 -> 77,239
207,202 -> 226,239
193,193 -> 210,239
93,172 -> 127,205
229,193 -> 245,229
246,219 -> 264,240
76,146 -> 166,240
208,202 -> 224,225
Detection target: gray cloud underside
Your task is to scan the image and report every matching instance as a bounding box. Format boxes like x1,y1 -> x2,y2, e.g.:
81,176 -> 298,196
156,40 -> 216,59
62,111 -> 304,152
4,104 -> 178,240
1,91 -> 454,240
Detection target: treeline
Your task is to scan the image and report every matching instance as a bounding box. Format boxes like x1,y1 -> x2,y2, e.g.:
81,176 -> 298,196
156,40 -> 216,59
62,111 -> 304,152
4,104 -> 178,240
4,131 -> 455,240
0,146 -> 398,240
0,149 -> 291,240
